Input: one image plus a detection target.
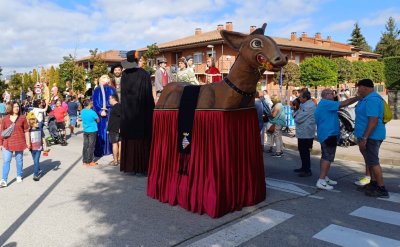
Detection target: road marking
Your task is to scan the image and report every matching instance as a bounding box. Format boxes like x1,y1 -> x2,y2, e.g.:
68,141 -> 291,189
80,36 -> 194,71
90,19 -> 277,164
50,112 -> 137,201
267,177 -> 341,193
186,209 -> 293,247
350,206 -> 400,226
266,179 -> 324,199
313,224 -> 400,247
378,192 -> 400,204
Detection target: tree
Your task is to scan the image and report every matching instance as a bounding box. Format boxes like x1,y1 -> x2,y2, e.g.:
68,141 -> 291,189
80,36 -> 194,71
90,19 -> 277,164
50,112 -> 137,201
366,60 -> 385,83
383,56 -> 400,90
59,54 -> 86,93
348,22 -> 372,52
332,57 -> 354,85
300,56 -> 338,90
143,43 -> 160,74
375,17 -> 400,58
8,73 -> 22,98
22,72 -> 34,91
31,69 -> 39,83
0,67 -> 7,97
88,48 -> 108,83
275,62 -> 301,89
352,61 -> 373,83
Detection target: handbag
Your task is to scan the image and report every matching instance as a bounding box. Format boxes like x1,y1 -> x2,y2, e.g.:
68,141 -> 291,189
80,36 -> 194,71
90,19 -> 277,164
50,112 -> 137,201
266,122 -> 275,134
1,116 -> 19,138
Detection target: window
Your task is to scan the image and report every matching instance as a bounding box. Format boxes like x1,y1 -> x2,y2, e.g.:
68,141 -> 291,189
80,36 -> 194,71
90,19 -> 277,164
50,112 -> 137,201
295,55 -> 300,65
193,53 -> 203,64
207,51 -> 216,59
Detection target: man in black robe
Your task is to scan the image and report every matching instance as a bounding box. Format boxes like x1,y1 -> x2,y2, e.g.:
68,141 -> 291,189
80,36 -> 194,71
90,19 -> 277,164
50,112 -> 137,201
120,50 -> 155,174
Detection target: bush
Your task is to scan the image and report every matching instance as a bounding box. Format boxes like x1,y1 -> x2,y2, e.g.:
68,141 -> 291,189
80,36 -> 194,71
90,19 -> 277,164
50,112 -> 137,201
352,61 -> 373,83
383,56 -> 400,90
300,56 -> 337,87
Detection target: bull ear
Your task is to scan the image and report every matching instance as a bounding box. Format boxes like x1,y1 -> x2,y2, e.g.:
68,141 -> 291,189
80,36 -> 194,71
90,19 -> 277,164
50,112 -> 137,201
220,30 -> 247,51
251,23 -> 267,35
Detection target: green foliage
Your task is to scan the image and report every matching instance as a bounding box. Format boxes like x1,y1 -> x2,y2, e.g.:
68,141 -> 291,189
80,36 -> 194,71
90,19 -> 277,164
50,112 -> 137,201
59,54 -> 86,93
8,73 -> 23,98
366,60 -> 385,83
22,73 -> 34,91
300,56 -> 338,87
383,56 -> 400,90
144,43 -> 160,60
88,48 -> 108,83
0,67 -> 7,97
375,17 -> 400,58
274,62 -> 301,88
31,69 -> 39,83
332,57 -> 354,84
352,61 -> 373,83
348,23 -> 372,52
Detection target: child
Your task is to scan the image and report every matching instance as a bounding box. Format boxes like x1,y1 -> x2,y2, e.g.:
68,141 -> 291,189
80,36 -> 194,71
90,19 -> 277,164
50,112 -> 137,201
28,117 -> 44,181
81,100 -> 99,166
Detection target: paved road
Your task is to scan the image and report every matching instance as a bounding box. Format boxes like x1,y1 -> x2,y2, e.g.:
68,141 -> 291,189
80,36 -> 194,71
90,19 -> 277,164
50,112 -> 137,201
0,130 -> 399,247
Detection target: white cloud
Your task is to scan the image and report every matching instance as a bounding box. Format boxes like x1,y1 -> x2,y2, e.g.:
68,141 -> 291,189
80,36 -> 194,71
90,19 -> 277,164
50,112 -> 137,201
323,20 -> 355,33
361,8 -> 400,27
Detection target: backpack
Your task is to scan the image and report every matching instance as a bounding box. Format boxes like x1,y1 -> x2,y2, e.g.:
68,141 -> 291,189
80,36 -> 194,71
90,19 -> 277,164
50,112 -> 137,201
382,99 -> 392,124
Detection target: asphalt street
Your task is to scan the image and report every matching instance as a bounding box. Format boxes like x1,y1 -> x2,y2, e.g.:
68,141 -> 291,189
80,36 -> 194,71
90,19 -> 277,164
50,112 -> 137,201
0,129 -> 399,247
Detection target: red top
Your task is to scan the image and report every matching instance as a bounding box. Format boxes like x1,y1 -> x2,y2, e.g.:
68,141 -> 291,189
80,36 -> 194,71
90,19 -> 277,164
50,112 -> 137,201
205,67 -> 222,83
161,70 -> 168,87
0,115 -> 29,151
53,106 -> 66,122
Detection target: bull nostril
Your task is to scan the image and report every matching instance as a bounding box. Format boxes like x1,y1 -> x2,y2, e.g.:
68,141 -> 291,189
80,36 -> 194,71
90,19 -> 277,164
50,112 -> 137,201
273,56 -> 282,63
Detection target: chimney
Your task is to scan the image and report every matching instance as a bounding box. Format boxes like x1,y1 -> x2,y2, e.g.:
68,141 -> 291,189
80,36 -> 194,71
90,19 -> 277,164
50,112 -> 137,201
226,21 -> 233,31
301,32 -> 307,38
315,32 -> 322,40
217,24 -> 224,31
249,25 -> 257,33
290,32 -> 297,41
195,28 -> 202,36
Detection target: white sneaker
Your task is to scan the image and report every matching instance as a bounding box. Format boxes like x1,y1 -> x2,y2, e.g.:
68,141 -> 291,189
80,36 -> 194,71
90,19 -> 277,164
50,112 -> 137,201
325,177 -> 337,185
16,176 -> 22,183
354,176 -> 371,186
0,179 -> 7,187
316,180 -> 333,190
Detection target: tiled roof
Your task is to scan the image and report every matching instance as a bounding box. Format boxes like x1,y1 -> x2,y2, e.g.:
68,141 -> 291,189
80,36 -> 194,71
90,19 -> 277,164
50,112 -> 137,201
139,30 -> 357,54
76,50 -> 124,62
359,50 -> 382,58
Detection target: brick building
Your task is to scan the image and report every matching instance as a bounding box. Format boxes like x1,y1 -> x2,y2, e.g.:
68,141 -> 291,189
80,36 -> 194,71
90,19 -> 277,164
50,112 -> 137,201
138,22 -> 380,85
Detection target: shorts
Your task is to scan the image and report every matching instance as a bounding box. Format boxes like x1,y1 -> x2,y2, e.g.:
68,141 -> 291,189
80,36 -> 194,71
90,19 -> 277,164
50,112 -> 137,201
321,140 -> 337,162
69,116 -> 77,127
359,139 -> 382,167
109,131 -> 121,144
56,122 -> 65,130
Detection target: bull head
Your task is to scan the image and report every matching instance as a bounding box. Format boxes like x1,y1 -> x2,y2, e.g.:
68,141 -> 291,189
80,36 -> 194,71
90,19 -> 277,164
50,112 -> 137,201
220,23 -> 287,72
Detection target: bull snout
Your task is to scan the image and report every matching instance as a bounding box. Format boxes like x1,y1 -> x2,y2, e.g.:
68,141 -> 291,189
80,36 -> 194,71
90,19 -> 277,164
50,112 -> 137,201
272,55 -> 288,67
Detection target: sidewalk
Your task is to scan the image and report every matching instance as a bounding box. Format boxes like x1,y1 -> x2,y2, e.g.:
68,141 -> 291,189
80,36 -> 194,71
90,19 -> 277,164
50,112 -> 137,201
282,120 -> 400,166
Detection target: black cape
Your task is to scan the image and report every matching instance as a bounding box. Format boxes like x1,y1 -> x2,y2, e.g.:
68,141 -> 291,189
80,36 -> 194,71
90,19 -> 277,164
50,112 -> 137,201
120,68 -> 154,140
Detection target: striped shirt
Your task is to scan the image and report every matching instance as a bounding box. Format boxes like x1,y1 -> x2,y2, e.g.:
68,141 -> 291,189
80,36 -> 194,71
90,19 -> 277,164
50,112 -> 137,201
0,115 -> 29,151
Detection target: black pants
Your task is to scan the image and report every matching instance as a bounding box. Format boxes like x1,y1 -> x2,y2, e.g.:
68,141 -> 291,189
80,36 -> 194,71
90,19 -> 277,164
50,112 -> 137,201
298,138 -> 314,172
83,132 -> 97,163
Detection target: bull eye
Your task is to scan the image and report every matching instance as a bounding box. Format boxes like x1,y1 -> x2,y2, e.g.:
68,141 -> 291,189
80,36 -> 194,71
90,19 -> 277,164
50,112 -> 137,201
250,38 -> 263,49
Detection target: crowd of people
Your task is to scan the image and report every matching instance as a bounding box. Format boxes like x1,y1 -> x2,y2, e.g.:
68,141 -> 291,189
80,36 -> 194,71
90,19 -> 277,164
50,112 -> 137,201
257,78 -> 389,198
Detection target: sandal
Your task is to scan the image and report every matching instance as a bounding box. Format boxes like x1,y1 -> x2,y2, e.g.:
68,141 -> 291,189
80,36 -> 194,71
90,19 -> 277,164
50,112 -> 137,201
108,160 -> 118,166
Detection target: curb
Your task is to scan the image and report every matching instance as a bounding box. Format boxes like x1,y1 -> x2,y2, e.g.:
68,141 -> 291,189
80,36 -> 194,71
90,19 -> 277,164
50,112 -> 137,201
283,142 -> 400,166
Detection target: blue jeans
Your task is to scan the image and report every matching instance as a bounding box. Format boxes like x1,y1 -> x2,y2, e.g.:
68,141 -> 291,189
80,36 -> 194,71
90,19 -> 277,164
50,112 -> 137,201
31,150 -> 42,177
2,148 -> 24,182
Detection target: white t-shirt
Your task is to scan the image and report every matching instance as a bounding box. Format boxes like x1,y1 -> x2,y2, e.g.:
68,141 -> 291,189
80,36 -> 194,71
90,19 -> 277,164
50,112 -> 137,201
32,108 -> 46,123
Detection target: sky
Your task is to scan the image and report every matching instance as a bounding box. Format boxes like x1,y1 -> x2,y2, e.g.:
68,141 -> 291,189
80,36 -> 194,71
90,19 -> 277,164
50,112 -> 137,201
1,0 -> 399,78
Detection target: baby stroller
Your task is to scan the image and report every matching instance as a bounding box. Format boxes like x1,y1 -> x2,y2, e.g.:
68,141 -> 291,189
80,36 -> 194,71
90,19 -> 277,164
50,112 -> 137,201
338,107 -> 356,147
46,115 -> 67,146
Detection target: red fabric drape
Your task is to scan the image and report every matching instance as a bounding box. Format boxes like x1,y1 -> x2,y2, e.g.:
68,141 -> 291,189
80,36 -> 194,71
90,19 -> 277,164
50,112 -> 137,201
147,108 -> 266,218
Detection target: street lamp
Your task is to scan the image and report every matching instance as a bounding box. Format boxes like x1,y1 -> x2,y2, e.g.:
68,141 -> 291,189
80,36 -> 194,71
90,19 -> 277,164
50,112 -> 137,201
207,45 -> 214,58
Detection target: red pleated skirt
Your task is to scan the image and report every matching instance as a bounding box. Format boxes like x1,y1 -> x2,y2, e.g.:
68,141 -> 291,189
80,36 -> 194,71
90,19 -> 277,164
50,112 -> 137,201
147,108 -> 266,218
